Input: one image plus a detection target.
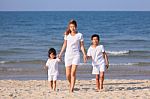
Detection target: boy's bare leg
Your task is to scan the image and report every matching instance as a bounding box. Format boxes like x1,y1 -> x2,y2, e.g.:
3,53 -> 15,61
100,72 -> 104,90
50,81 -> 53,90
53,81 -> 56,91
70,64 -> 77,92
96,74 -> 100,91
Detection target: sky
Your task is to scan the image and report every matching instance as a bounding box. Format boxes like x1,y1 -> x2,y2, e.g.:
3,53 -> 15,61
0,0 -> 150,11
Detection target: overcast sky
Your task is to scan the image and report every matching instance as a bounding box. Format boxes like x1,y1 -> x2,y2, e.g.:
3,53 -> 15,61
0,0 -> 150,11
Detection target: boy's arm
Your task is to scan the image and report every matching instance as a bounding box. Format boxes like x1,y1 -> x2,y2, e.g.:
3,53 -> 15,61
103,52 -> 109,69
87,56 -> 92,60
86,47 -> 92,60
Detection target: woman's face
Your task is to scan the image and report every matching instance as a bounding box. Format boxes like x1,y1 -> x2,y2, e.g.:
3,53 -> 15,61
69,24 -> 76,32
92,37 -> 99,45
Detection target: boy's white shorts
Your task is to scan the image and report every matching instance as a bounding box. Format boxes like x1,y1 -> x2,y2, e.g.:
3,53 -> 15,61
48,75 -> 57,81
92,65 -> 105,74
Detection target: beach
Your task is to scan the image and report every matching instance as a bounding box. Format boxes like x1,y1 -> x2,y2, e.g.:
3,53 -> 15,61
0,79 -> 150,99
0,11 -> 150,99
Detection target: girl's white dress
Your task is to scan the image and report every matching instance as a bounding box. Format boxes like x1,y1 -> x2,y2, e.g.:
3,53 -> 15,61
46,58 -> 60,80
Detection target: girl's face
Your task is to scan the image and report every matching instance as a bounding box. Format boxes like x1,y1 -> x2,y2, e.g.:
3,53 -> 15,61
69,24 -> 76,32
92,37 -> 99,45
49,53 -> 55,59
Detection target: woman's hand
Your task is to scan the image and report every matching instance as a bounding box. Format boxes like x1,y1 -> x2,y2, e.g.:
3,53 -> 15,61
83,54 -> 87,63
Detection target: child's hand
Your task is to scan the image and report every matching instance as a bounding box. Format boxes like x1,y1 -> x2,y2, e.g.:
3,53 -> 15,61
57,54 -> 62,61
87,56 -> 92,60
58,53 -> 62,59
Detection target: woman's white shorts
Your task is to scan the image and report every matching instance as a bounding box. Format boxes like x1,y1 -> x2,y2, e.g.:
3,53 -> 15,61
65,54 -> 80,67
92,65 -> 105,74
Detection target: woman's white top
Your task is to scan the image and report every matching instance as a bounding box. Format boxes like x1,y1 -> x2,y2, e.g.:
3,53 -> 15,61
46,58 -> 60,75
87,45 -> 105,66
64,32 -> 84,55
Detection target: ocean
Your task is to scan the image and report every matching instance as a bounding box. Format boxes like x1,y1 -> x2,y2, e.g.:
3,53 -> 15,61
0,11 -> 150,80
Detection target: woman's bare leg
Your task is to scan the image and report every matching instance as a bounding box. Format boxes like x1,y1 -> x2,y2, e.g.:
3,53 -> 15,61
70,65 -> 77,92
66,66 -> 71,89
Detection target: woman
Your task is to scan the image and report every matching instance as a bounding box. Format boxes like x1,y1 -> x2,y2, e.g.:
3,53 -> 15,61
59,19 -> 87,92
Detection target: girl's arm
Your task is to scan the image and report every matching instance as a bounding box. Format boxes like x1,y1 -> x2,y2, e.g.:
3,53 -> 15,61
80,41 -> 87,63
103,52 -> 109,69
44,65 -> 48,70
59,40 -> 67,58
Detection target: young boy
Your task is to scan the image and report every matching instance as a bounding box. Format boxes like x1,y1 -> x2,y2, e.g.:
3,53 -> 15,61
45,48 -> 60,91
87,34 -> 109,91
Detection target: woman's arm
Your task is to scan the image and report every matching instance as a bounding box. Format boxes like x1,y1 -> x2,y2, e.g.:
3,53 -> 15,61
80,41 -> 87,63
59,40 -> 67,58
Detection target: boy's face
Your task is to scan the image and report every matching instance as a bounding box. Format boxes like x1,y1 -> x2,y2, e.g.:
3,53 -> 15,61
49,53 -> 55,59
92,37 -> 99,45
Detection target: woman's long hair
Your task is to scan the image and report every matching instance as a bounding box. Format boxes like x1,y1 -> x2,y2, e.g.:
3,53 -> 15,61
65,19 -> 77,35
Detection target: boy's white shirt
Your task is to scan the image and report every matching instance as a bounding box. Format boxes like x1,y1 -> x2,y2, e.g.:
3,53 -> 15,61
64,32 -> 84,55
46,58 -> 60,75
87,45 -> 105,67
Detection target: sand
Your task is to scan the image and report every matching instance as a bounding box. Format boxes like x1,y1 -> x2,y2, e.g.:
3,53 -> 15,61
0,79 -> 150,99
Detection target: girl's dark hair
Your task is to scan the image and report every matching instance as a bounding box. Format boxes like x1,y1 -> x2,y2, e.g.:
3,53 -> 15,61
48,48 -> 56,59
91,34 -> 100,41
65,19 -> 77,35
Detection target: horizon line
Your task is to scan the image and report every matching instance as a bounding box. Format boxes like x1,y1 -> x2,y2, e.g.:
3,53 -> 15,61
0,10 -> 150,12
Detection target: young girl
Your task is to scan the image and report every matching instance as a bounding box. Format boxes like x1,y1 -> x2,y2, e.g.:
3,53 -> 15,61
87,34 -> 109,92
59,19 -> 87,92
45,48 -> 60,91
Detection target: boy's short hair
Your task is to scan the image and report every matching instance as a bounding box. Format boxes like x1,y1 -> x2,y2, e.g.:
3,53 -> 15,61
91,34 -> 100,41
48,48 -> 56,58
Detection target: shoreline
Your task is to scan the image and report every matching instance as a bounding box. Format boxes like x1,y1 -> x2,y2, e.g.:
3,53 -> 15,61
0,79 -> 150,99
0,63 -> 150,80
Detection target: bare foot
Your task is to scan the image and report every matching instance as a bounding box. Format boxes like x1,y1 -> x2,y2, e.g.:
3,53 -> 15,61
99,89 -> 105,92
69,88 -> 74,93
95,88 -> 100,92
